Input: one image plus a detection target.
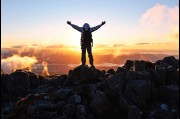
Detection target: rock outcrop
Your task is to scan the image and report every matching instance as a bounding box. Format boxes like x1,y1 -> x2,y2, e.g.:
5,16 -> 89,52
1,56 -> 179,119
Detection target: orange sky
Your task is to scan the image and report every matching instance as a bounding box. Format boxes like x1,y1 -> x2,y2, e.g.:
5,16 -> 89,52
1,1 -> 179,56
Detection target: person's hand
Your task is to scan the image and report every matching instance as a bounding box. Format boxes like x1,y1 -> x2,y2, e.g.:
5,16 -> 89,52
102,21 -> 106,25
67,21 -> 71,25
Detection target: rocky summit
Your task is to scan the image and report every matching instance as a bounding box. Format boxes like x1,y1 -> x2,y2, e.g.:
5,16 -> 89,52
1,56 -> 179,119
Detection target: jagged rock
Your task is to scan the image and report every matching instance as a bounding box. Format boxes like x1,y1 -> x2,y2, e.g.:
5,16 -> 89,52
137,71 -> 151,81
163,56 -> 179,69
154,65 -> 167,86
76,104 -> 87,119
1,74 -> 15,101
90,68 -> 105,81
145,61 -> 155,70
1,102 -> 15,116
125,71 -> 138,81
38,74 -> 46,84
124,60 -> 133,71
56,101 -> 66,113
160,85 -> 179,107
101,70 -> 106,75
10,71 -> 30,97
116,67 -> 126,73
57,115 -> 69,119
104,73 -> 110,79
128,105 -> 141,119
55,88 -> 73,101
155,60 -> 170,68
125,79 -> 152,108
166,66 -> 178,85
71,65 -> 92,80
64,65 -> 93,85
107,73 -> 125,94
143,102 -> 179,119
118,96 -> 129,112
26,72 -> 39,88
175,69 -> 179,84
107,69 -> 115,74
75,84 -> 96,97
1,56 -> 179,119
89,90 -> 110,114
49,75 -> 67,86
62,103 -> 76,118
133,60 -> 146,71
67,94 -> 81,104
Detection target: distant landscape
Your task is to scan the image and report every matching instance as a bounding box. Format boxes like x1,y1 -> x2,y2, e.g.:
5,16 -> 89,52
1,47 -> 179,75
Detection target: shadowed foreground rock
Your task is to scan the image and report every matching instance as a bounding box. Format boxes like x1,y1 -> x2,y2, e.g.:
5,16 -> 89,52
1,56 -> 179,119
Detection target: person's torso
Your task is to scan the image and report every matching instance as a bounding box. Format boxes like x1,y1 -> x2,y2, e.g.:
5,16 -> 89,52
81,28 -> 93,44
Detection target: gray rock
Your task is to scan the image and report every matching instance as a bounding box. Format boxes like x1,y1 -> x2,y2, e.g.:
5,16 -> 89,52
154,65 -> 167,86
160,85 -> 179,107
1,74 -> 15,101
67,94 -> 81,104
125,60 -> 133,71
128,105 -> 141,119
10,71 -> 30,97
163,56 -> 179,69
107,69 -> 115,74
133,60 -> 146,71
116,67 -> 126,73
107,73 -> 125,94
76,104 -> 87,119
125,79 -> 152,108
126,71 -> 138,81
89,90 -> 110,114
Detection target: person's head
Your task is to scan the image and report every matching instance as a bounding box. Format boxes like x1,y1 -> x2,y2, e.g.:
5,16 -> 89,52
83,23 -> 90,31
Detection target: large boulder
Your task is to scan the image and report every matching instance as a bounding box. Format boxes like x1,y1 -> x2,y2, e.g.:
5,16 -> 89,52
154,65 -> 167,86
133,60 -> 146,71
145,61 -> 155,71
26,72 -> 40,88
76,104 -> 87,119
124,60 -> 133,71
71,65 -> 93,80
163,56 -> 179,69
10,70 -> 30,97
74,84 -> 96,105
159,85 -> 179,108
89,90 -> 111,114
124,79 -> 152,108
125,71 -> 138,81
128,105 -> 141,119
107,69 -> 115,74
90,67 -> 105,81
62,103 -> 76,118
107,73 -> 126,94
166,66 -> 178,85
116,67 -> 126,74
1,74 -> 15,101
49,75 -> 67,86
64,65 -> 93,85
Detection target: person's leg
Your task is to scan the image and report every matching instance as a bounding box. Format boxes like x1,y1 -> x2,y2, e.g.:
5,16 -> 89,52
81,44 -> 86,65
87,43 -> 94,66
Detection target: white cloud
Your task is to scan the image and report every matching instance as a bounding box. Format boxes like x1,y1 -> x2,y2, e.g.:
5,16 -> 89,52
140,4 -> 179,33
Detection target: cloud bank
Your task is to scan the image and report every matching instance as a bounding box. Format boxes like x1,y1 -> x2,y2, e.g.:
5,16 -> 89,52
1,55 -> 38,74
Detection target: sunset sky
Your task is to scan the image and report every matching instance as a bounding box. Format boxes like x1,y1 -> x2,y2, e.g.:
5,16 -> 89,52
1,0 -> 179,55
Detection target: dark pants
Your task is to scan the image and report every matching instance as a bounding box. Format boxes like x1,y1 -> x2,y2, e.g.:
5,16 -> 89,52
81,43 -> 94,65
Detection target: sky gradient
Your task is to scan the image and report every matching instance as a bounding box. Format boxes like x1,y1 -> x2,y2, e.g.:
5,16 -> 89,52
1,0 -> 179,55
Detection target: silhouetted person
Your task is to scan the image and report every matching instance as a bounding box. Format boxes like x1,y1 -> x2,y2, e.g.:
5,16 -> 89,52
67,21 -> 106,67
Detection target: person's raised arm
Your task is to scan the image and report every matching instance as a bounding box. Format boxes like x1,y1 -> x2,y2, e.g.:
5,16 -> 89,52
67,21 -> 82,32
90,21 -> 106,32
